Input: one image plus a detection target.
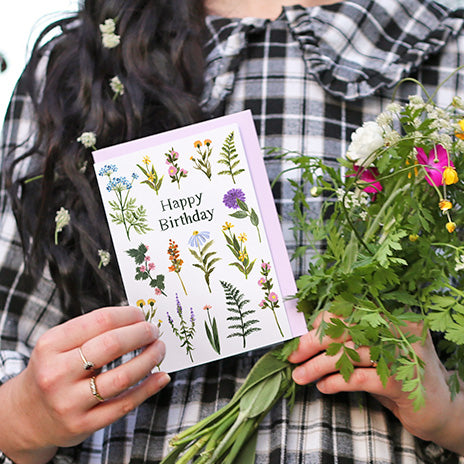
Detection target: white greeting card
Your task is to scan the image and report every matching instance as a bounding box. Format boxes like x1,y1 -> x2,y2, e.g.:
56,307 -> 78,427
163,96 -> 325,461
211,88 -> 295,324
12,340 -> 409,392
93,110 -> 306,372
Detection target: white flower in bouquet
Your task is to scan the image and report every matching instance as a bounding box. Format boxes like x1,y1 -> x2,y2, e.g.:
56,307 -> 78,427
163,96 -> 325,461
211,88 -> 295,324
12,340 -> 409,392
346,121 -> 384,166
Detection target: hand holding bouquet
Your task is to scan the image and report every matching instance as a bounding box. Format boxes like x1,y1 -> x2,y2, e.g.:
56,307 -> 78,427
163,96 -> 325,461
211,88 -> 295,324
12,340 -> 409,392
161,78 -> 464,463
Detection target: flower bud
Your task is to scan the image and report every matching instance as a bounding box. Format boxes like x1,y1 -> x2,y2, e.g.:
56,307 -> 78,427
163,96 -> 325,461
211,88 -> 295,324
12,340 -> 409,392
446,222 -> 456,233
443,166 -> 459,185
409,234 -> 419,242
439,199 -> 452,212
310,186 -> 321,197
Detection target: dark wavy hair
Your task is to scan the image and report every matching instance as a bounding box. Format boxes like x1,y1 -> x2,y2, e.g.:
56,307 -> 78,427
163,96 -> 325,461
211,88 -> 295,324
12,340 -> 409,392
5,0 -> 207,316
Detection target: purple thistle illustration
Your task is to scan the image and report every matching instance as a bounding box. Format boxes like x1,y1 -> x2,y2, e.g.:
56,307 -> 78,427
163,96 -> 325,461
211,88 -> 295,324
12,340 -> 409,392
223,188 -> 246,209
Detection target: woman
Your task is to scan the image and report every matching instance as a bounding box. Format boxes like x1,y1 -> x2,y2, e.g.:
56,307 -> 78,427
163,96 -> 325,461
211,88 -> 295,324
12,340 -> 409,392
1,0 -> 464,462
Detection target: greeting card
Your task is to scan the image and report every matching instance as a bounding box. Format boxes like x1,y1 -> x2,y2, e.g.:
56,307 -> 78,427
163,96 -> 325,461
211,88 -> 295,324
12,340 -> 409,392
93,110 -> 306,372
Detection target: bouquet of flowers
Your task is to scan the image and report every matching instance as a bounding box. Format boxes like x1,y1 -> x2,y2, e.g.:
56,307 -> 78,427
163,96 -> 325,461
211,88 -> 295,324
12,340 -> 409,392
160,80 -> 464,464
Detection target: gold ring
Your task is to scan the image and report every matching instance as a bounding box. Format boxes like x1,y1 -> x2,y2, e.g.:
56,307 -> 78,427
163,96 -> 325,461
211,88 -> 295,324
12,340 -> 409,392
89,376 -> 105,402
78,347 -> 95,371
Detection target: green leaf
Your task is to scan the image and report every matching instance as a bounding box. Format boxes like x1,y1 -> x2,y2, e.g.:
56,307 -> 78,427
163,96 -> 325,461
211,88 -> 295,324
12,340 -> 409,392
239,371 -> 283,419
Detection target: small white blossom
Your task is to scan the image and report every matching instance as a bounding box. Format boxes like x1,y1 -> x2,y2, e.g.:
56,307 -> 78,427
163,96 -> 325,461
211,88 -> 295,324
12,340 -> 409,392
456,255 -> 464,272
452,96 -> 464,110
359,210 -> 368,221
77,131 -> 97,149
346,121 -> 384,166
55,207 -> 70,244
408,94 -> 425,110
102,33 -> 120,49
98,249 -> 111,268
386,102 -> 402,114
110,76 -> 124,97
100,18 -> 120,49
384,129 -> 401,146
376,112 -> 393,130
99,19 -> 116,34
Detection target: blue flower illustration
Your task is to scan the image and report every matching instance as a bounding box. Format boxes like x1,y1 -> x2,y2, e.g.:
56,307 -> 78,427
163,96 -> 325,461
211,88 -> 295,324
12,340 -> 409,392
188,230 -> 210,248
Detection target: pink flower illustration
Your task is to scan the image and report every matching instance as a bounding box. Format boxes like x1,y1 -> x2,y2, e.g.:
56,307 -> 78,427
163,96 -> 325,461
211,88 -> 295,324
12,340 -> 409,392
168,165 -> 178,177
258,277 -> 266,286
269,292 -> 279,302
148,262 -> 156,271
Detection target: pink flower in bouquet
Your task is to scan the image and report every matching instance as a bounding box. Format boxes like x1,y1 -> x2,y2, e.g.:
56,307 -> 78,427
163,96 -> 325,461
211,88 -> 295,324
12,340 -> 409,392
415,144 -> 456,187
352,165 -> 383,194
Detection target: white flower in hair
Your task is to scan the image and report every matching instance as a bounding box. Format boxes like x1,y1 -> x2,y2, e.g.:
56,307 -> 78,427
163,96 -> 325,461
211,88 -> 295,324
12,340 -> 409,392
98,249 -> 111,268
346,121 -> 384,166
99,18 -> 116,34
110,76 -> 124,98
100,18 -> 120,49
77,131 -> 97,149
102,33 -> 120,49
55,207 -> 70,244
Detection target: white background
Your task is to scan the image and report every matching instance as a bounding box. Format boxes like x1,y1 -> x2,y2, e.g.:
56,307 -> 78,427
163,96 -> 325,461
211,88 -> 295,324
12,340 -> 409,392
1,0 -> 463,123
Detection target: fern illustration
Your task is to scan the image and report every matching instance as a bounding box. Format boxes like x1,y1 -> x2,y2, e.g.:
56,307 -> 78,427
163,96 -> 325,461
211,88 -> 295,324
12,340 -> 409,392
220,280 -> 261,348
217,131 -> 245,184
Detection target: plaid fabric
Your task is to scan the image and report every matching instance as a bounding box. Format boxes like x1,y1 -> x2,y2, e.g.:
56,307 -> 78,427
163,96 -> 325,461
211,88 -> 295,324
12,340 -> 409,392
1,1 -> 464,463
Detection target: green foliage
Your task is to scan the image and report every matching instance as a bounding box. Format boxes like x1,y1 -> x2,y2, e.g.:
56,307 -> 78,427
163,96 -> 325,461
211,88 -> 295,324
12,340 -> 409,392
221,280 -> 261,348
189,239 -> 221,292
289,92 -> 464,411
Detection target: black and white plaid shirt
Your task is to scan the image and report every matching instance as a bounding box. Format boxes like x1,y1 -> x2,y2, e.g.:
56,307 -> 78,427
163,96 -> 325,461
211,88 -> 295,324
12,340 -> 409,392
2,1 -> 464,462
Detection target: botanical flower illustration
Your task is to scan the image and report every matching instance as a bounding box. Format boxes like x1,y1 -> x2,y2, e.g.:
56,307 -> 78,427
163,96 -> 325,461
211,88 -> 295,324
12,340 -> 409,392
99,18 -> 120,49
137,155 -> 163,194
167,239 -> 187,294
98,164 -> 151,240
126,243 -> 166,295
222,222 -> 256,279
54,207 -> 70,245
188,231 -> 221,292
258,261 -> 284,337
191,139 -> 213,180
136,298 -> 163,328
97,249 -> 111,268
224,188 -> 262,242
165,148 -> 188,188
167,294 -> 196,362
218,131 -> 244,184
220,280 -> 260,348
203,304 -> 221,354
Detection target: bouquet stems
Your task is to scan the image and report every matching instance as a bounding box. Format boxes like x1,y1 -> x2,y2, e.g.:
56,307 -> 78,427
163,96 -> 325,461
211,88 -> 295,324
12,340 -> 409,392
160,345 -> 297,464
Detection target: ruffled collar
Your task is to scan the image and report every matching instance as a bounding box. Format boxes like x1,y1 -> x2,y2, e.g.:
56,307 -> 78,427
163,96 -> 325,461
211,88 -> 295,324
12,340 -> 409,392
202,0 -> 464,112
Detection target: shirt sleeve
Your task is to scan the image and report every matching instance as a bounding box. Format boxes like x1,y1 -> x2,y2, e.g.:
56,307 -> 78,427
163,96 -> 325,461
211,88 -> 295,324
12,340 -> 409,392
0,53 -> 67,386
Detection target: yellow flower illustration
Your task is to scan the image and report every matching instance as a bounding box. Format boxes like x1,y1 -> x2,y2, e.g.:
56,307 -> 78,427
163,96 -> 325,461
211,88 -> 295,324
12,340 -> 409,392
204,139 -> 212,146
136,299 -> 145,308
142,155 -> 151,164
238,233 -> 247,242
222,222 -> 234,231
147,298 -> 156,307
194,140 -> 202,148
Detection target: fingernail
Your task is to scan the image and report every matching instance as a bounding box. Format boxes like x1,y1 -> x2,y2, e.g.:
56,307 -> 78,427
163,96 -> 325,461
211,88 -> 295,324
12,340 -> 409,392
292,366 -> 305,384
160,373 -> 171,388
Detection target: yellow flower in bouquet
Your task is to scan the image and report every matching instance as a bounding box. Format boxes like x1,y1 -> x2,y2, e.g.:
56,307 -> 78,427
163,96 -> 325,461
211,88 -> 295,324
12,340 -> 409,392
160,79 -> 464,464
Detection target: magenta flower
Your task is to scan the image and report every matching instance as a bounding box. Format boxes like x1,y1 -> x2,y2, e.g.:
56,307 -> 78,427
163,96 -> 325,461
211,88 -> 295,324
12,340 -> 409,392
223,188 -> 246,209
353,165 -> 383,194
415,144 -> 455,187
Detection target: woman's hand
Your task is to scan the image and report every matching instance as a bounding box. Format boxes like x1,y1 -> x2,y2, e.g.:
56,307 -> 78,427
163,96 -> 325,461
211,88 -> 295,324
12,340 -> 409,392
287,312 -> 464,456
0,306 -> 170,464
